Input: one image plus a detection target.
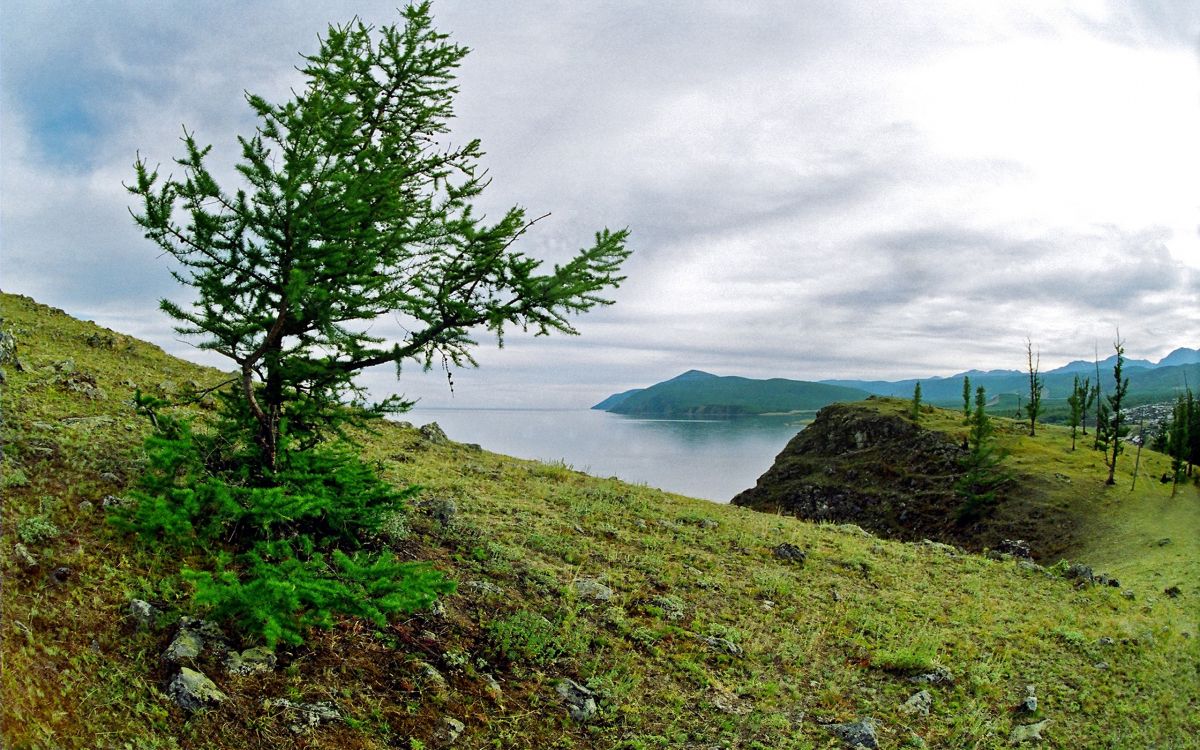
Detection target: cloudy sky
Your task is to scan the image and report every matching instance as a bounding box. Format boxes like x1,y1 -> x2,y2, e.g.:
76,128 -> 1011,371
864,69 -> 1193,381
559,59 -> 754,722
3,1 -> 1199,408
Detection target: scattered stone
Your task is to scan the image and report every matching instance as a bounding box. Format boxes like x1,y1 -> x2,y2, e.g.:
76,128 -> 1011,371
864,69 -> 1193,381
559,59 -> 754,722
129,599 -> 160,630
168,667 -> 227,711
0,330 -> 22,370
1018,685 -> 1037,713
900,690 -> 932,717
54,359 -> 76,374
910,666 -> 954,685
1121,590 -> 1136,600
1053,472 -> 1071,483
464,443 -> 483,452
482,673 -> 503,703
13,544 -> 37,571
418,422 -> 449,444
156,380 -> 177,395
267,698 -> 342,733
100,471 -> 120,483
698,519 -> 719,530
1097,636 -> 1114,647
997,539 -> 1032,559
827,717 -> 880,749
178,616 -> 227,645
1095,573 -> 1120,588
101,494 -> 131,509
760,599 -> 776,612
1064,563 -> 1093,583
920,540 -> 959,556
419,496 -> 457,525
831,587 -> 843,603
573,578 -> 614,602
1016,559 -> 1039,572
1156,537 -> 1172,547
462,580 -> 503,597
438,716 -> 466,744
696,634 -> 744,657
1010,719 -> 1050,745
1094,661 -> 1110,670
48,566 -> 71,586
163,630 -> 205,662
634,519 -> 647,530
414,660 -> 449,699
555,678 -> 598,723
224,647 -> 277,676
1164,586 -> 1182,598
772,543 -> 807,564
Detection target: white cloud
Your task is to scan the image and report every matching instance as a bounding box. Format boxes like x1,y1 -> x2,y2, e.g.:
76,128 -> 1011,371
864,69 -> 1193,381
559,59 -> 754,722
1,0 -> 1197,408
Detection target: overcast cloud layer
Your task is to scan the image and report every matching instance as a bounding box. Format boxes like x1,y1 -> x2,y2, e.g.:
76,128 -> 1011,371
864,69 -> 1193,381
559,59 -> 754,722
3,1 -> 1199,408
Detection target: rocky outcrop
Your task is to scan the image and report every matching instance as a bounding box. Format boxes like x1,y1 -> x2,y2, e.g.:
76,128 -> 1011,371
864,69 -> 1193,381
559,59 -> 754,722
732,400 -> 1076,558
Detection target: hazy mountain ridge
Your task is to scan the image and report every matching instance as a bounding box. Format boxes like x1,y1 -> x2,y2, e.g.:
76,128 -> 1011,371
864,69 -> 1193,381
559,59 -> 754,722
592,370 -> 869,416
600,348 -> 1198,417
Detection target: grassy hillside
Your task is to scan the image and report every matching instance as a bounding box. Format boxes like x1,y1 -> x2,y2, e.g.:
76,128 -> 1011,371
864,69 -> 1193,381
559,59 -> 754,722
600,370 -> 870,417
2,291 -> 1197,749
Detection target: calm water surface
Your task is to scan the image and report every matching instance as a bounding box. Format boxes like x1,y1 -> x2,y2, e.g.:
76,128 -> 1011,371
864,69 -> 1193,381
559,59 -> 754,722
403,408 -> 809,502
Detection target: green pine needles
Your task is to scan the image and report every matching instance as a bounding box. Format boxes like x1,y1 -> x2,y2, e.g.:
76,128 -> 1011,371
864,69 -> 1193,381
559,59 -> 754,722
113,394 -> 453,647
956,386 -> 1011,521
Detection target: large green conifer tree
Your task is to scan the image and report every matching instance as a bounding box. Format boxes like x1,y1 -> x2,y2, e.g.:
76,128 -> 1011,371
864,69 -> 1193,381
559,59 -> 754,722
129,3 -> 630,471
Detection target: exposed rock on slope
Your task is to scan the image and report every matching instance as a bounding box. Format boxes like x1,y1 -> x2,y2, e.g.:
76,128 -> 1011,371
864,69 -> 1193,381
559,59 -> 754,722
732,400 -> 1077,558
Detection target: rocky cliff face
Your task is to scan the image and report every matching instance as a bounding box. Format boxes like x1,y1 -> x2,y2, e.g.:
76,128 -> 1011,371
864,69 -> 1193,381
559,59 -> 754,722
732,400 -> 1075,558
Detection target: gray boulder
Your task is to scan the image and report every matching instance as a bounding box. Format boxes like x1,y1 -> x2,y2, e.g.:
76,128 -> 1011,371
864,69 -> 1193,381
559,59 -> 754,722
827,717 -> 880,749
555,678 -> 598,722
901,690 -> 932,716
909,666 -> 954,685
419,422 -> 450,444
1010,719 -> 1050,745
267,698 -> 342,733
163,630 -> 204,662
224,646 -> 277,676
438,716 -> 466,744
168,668 -> 227,711
573,578 -> 614,602
772,543 -> 807,564
129,599 -> 160,630
13,543 -> 37,571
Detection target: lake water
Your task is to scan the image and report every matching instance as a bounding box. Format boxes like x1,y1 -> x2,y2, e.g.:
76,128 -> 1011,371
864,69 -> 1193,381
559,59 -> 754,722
404,408 -> 809,502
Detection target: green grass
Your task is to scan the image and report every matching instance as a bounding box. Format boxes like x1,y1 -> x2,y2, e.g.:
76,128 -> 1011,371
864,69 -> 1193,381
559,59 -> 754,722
2,291 -> 1197,749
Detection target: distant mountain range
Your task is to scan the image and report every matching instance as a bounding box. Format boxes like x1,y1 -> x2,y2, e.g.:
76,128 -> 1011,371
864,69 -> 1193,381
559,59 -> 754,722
592,370 -> 868,417
593,347 -> 1200,418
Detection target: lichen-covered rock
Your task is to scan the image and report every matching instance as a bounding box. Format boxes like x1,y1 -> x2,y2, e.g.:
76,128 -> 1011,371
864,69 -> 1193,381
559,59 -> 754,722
573,578 -> 614,602
438,716 -> 465,744
163,630 -> 204,662
419,422 -> 450,444
696,634 -> 744,657
13,543 -> 37,571
555,678 -> 597,722
901,689 -> 932,716
129,599 -> 160,630
772,543 -> 807,564
168,668 -> 227,711
1010,719 -> 1050,745
909,666 -> 954,685
225,646 -> 277,675
267,698 -> 342,733
827,717 -> 880,749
